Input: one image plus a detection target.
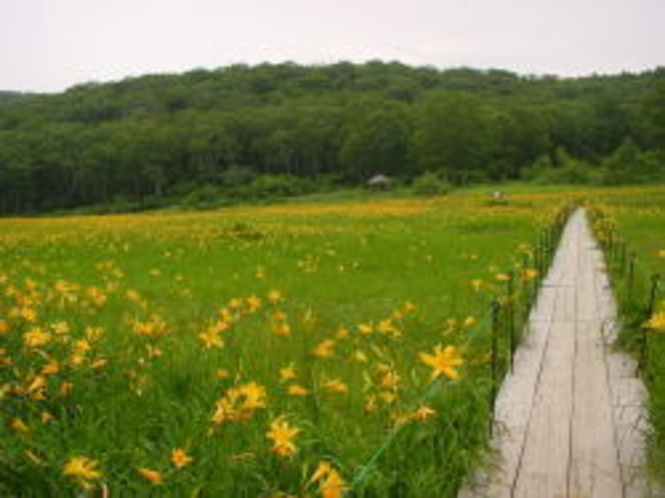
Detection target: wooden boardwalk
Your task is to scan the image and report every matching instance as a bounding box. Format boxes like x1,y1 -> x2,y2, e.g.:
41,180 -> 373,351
461,210 -> 653,498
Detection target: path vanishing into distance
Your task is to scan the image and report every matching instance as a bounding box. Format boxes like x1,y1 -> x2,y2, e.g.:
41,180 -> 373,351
461,210 -> 654,498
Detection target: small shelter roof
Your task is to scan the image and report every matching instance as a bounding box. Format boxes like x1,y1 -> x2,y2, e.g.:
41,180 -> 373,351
367,174 -> 392,186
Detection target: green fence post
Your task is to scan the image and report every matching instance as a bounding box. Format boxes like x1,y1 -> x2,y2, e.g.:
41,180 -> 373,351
522,253 -> 531,323
608,228 -> 614,265
627,252 -> 637,303
490,299 -> 500,437
639,274 -> 661,375
507,271 -> 515,373
618,237 -> 626,277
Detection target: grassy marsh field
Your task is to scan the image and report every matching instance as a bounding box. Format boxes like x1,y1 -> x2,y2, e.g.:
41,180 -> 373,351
2,187 -> 664,495
0,192 -> 564,496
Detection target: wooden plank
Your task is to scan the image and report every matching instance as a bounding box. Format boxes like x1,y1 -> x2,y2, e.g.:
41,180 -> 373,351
512,321 -> 576,498
530,285 -> 559,322
569,319 -> 623,497
487,318 -> 558,496
459,315 -> 559,498
552,284 -> 576,322
576,252 -> 598,322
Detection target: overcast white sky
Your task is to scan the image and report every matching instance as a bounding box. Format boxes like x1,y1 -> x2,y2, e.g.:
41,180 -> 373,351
1,0 -> 663,93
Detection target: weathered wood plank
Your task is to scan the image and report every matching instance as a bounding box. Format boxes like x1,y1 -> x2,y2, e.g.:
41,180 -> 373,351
488,318 -> 559,496
530,285 -> 559,322
512,321 -> 575,498
569,320 -> 623,497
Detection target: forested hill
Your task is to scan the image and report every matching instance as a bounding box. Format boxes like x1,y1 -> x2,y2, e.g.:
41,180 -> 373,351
0,91 -> 28,107
1,62 -> 664,214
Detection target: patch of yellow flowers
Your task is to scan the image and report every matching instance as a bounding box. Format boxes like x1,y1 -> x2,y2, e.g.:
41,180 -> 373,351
0,193 -> 560,494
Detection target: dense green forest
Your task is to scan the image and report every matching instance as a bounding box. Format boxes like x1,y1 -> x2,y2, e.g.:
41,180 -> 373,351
0,62 -> 664,215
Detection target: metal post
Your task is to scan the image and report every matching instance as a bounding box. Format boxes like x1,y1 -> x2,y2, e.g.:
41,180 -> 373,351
522,253 -> 531,322
490,299 -> 500,436
619,239 -> 627,277
543,230 -> 550,267
639,274 -> 660,374
550,223 -> 557,253
627,252 -> 637,303
507,271 -> 515,372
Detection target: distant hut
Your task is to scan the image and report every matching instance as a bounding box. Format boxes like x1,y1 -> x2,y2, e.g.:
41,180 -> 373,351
367,174 -> 392,192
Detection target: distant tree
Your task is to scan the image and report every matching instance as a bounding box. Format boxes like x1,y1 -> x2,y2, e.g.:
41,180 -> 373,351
488,104 -> 552,179
600,138 -> 664,185
219,164 -> 256,188
412,171 -> 452,196
339,100 -> 411,180
641,82 -> 665,150
524,148 -> 598,185
411,92 -> 492,183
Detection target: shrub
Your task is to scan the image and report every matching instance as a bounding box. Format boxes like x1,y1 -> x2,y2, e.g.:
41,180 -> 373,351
101,195 -> 136,213
183,184 -> 223,207
600,139 -> 665,185
412,172 -> 452,196
243,174 -> 314,199
523,150 -> 600,185
219,165 -> 256,188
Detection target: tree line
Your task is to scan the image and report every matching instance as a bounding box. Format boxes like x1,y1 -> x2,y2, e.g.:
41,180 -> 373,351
0,61 -> 664,214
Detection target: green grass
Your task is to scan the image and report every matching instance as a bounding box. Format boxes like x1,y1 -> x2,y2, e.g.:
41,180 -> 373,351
0,194 -> 567,495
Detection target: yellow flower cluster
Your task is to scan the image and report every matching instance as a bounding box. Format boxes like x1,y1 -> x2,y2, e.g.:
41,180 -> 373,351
645,311 -> 665,332
212,382 -> 267,425
0,189 -> 571,494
